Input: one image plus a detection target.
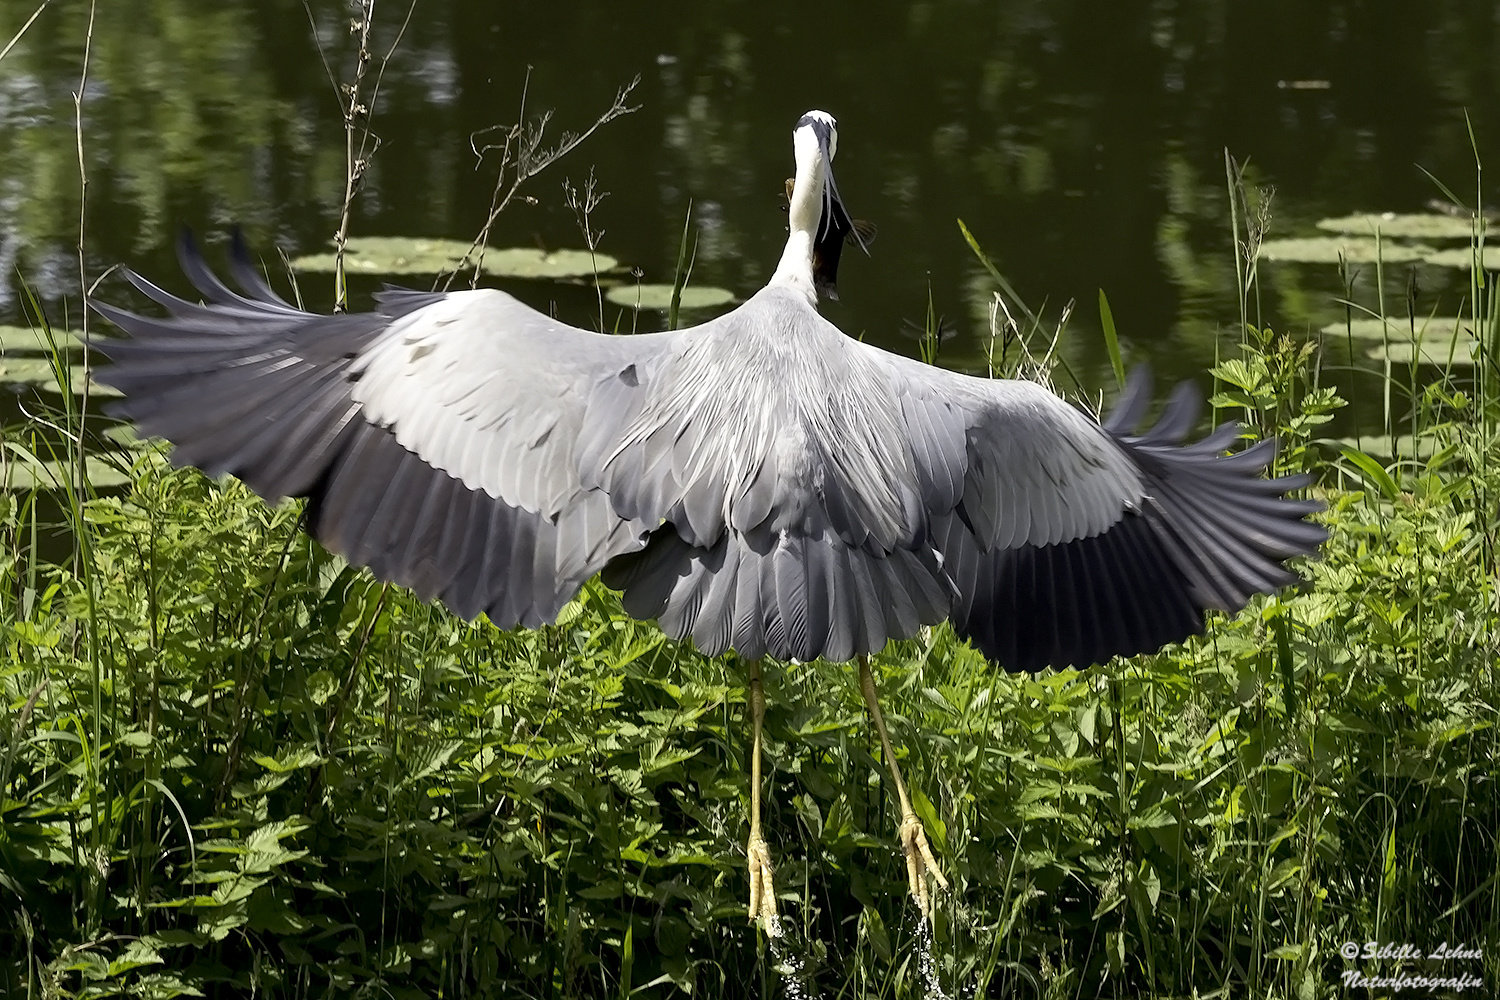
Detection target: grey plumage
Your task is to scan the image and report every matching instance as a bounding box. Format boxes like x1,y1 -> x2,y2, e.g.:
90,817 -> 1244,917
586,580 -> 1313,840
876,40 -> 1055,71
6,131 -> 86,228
91,117 -> 1324,675
91,231 -> 1323,670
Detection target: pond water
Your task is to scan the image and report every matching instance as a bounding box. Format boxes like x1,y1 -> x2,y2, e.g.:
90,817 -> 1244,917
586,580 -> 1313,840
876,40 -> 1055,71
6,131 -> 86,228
2,1 -> 1499,420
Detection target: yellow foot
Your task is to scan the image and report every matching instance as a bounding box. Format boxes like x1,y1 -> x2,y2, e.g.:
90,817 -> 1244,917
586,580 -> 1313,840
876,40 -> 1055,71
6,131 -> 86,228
747,835 -> 779,930
899,813 -> 950,917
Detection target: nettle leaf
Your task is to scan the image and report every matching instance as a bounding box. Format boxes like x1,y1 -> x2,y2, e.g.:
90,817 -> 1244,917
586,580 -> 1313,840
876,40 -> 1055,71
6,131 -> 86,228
404,739 -> 464,784
106,938 -> 165,977
1211,358 -> 1268,393
247,888 -> 313,935
197,899 -> 250,942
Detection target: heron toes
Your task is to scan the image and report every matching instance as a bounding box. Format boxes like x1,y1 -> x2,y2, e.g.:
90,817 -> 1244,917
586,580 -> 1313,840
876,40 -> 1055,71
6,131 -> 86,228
747,834 -> 779,930
898,813 -> 949,917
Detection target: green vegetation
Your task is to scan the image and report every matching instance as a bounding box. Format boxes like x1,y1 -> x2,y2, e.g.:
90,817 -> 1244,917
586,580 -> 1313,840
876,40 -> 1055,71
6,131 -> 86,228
1,2 -> 1497,994
3,202 -> 1499,999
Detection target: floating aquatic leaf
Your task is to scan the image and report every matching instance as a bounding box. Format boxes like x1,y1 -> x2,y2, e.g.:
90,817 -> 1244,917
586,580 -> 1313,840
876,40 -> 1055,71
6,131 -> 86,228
1,358 -> 63,382
476,247 -> 619,279
1316,213 -> 1476,241
1332,435 -> 1438,461
1258,237 -> 1432,265
291,237 -> 617,279
1366,339 -> 1480,366
1319,318 -> 1471,340
605,284 -> 736,311
0,358 -> 124,396
3,456 -> 132,491
103,424 -> 150,449
1419,246 -> 1500,270
0,326 -> 83,352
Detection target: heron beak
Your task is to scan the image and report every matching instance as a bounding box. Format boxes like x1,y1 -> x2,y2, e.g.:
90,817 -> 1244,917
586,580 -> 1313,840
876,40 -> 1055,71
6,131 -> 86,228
808,131 -> 865,300
817,134 -> 868,256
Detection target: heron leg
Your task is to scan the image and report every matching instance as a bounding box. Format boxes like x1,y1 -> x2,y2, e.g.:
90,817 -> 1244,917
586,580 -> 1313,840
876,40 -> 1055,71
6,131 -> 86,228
858,655 -> 949,916
745,658 -> 778,928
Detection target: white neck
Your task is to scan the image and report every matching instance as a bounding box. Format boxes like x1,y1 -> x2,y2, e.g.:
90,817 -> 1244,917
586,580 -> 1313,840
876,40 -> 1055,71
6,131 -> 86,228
769,126 -> 824,305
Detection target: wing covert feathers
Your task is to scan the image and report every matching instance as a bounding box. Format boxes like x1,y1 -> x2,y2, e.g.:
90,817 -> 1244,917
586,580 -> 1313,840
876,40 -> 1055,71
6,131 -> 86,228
92,234 -> 645,630
940,366 -> 1327,671
94,239 -> 1324,670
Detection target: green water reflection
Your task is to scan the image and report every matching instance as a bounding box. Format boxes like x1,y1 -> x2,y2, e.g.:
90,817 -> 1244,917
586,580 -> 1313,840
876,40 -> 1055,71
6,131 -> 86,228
2,0 -> 1498,392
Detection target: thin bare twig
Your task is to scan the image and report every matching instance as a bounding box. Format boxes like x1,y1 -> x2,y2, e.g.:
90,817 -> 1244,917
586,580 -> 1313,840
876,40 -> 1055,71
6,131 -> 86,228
0,0 -> 50,64
71,0 -> 97,540
333,0 -> 378,312
563,168 -> 609,332
443,75 -> 641,292
362,0 -> 420,137
301,0 -> 340,96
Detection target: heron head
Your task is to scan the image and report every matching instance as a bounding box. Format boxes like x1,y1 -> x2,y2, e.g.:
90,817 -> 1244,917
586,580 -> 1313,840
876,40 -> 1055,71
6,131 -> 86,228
791,110 -> 868,300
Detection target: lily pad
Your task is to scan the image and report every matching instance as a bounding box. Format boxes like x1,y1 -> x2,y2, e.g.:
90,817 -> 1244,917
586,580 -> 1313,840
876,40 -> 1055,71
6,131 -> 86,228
0,358 -> 124,396
605,284 -> 737,311
1420,246 -> 1500,270
3,456 -> 133,491
1319,318 -> 1471,340
1332,435 -> 1438,461
1316,213 -> 1477,241
1366,339 -> 1481,366
477,247 -> 619,279
0,358 -> 64,383
0,325 -> 84,353
103,424 -> 146,447
1258,237 -> 1433,265
291,237 -> 617,279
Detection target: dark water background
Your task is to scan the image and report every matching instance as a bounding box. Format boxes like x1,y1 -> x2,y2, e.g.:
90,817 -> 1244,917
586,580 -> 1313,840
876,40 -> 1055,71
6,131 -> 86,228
3,0 -> 1500,400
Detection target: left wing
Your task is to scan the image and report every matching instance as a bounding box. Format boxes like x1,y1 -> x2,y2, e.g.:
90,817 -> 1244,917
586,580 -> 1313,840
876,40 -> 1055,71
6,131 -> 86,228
91,233 -> 675,627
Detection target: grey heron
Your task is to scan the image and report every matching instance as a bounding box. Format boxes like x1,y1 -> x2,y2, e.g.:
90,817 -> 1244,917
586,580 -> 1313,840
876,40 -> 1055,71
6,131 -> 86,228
91,109 -> 1325,925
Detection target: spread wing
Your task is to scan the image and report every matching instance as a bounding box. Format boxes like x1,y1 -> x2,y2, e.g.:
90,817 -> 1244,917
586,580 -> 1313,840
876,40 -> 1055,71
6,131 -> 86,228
94,234 -> 1323,668
92,232 -> 683,628
876,355 -> 1327,672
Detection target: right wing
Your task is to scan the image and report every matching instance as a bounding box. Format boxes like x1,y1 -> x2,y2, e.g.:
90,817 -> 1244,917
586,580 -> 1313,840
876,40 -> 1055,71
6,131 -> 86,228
874,355 -> 1327,671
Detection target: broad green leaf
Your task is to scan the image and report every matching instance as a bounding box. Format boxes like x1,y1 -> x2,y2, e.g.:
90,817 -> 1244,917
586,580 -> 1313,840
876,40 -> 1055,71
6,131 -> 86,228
251,747 -> 325,773
1097,289 -> 1126,389
1127,804 -> 1178,830
1338,445 -> 1400,501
